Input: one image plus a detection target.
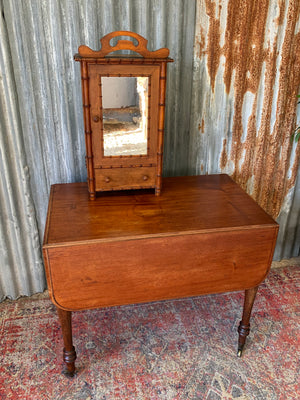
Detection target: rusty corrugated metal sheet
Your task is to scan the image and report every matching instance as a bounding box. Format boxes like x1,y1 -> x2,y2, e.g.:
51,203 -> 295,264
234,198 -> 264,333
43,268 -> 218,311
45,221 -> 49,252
0,0 -> 299,301
190,0 -> 300,257
275,163 -> 300,259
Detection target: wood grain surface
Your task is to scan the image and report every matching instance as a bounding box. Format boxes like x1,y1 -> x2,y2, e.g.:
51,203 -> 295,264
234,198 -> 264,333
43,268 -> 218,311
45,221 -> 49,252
44,175 -> 277,246
43,175 -> 278,311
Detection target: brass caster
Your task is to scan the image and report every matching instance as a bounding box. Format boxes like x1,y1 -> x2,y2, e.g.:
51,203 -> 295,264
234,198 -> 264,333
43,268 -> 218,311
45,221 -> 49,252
63,367 -> 77,378
237,345 -> 244,357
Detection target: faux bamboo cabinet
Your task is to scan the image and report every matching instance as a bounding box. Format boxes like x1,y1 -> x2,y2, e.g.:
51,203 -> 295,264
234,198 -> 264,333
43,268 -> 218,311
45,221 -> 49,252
74,31 -> 173,199
43,175 -> 278,375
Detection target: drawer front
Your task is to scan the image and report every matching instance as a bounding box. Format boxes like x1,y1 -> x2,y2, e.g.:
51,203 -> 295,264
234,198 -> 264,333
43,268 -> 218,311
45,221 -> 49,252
95,167 -> 156,191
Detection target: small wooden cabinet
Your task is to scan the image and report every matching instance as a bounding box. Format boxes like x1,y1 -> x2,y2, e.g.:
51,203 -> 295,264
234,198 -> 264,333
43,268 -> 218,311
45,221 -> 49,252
74,31 -> 173,199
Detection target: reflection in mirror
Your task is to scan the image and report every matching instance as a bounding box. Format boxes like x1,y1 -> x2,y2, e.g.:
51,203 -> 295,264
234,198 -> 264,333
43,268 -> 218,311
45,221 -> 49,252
102,77 -> 148,156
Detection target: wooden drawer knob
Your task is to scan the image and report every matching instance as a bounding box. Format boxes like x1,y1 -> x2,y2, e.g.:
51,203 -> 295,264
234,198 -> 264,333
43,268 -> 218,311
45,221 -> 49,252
143,175 -> 149,181
105,177 -> 111,183
93,115 -> 100,123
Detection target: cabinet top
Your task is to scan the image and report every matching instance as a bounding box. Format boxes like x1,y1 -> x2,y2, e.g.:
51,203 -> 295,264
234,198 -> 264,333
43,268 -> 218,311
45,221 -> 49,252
74,31 -> 173,61
43,175 -> 278,248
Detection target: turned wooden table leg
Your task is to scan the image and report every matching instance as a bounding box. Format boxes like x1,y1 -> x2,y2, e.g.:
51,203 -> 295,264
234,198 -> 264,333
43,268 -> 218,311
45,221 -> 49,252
237,286 -> 258,357
57,307 -> 77,376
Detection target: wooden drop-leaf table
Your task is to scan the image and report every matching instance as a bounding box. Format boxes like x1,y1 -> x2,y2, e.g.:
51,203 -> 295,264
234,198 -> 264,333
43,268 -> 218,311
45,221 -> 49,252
43,175 -> 278,375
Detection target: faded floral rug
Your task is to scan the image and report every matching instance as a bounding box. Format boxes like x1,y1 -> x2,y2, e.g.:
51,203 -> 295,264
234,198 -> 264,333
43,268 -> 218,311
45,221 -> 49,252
0,265 -> 299,399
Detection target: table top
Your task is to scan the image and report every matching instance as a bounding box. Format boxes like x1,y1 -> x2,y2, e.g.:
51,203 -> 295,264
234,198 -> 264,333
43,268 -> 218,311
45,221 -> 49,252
43,174 -> 277,248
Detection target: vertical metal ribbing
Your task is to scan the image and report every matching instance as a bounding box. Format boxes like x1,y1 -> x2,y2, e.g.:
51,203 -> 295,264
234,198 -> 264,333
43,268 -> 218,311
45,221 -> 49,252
156,61 -> 167,195
81,61 -> 96,200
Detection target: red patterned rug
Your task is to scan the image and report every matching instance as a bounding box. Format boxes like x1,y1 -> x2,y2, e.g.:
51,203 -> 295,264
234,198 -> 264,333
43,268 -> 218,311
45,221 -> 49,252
0,265 -> 299,399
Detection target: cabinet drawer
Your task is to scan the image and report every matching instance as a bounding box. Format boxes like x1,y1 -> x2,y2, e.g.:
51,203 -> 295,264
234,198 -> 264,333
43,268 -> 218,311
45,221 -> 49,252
95,167 -> 156,191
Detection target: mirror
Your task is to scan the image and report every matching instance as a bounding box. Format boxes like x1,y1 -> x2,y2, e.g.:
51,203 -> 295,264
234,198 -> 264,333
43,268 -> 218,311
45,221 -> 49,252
101,76 -> 148,156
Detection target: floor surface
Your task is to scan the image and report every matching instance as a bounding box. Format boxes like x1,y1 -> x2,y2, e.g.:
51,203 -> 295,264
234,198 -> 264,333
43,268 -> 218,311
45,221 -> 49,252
0,264 -> 299,399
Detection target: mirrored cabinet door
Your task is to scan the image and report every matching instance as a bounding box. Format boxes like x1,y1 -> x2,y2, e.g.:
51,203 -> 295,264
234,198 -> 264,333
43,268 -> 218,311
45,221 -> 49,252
88,64 -> 160,191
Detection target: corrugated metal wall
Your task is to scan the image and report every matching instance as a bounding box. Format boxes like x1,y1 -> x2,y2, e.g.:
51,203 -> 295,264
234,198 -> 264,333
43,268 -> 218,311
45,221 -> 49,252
0,0 -> 299,301
189,0 -> 300,260
0,0 -> 196,301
